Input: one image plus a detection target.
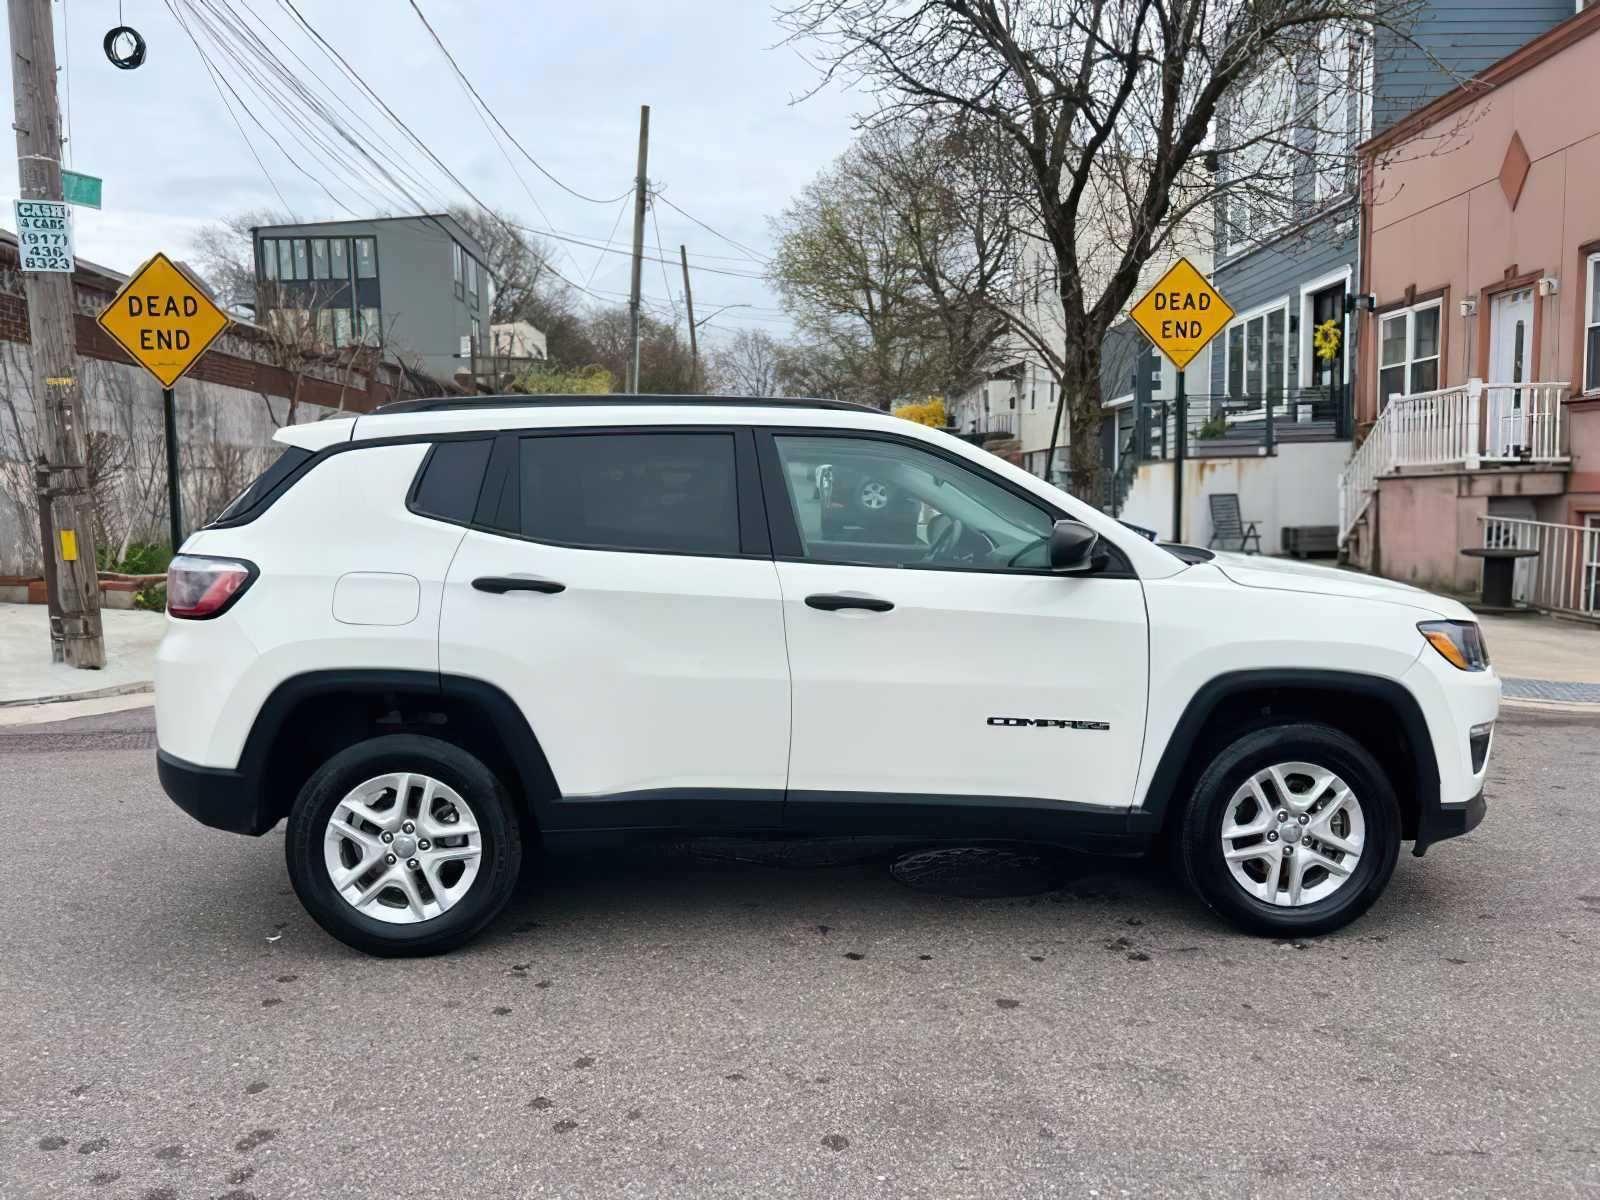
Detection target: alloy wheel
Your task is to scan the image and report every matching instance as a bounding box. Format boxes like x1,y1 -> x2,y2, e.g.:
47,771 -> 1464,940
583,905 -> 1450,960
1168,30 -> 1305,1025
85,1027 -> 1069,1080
322,773 -> 483,924
859,480 -> 891,510
1220,761 -> 1365,907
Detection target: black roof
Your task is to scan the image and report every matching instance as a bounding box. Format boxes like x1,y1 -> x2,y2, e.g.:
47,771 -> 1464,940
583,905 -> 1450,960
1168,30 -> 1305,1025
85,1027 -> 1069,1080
372,394 -> 884,416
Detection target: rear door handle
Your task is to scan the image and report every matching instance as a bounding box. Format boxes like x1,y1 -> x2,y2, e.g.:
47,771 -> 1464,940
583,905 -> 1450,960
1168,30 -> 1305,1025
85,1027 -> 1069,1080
805,592 -> 893,613
472,575 -> 566,595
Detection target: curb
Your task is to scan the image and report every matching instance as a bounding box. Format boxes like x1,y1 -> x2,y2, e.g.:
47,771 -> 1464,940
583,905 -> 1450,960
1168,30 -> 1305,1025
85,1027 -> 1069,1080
1500,696 -> 1600,717
0,680 -> 153,710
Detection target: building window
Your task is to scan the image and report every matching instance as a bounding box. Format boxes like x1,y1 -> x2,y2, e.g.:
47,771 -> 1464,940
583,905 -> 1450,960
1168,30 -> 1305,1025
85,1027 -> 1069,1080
1222,302 -> 1289,399
277,240 -> 294,281
1585,251 -> 1600,394
311,238 -> 329,280
292,239 -> 309,281
333,308 -> 353,347
316,308 -> 335,346
452,243 -> 464,299
260,240 -> 278,281
355,237 -> 377,280
466,255 -> 478,307
359,307 -> 381,342
470,316 -> 481,352
330,238 -> 348,282
1378,300 -> 1442,402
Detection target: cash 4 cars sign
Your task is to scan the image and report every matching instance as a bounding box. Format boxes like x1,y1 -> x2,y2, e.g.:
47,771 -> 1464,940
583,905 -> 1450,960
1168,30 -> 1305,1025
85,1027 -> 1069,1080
96,252 -> 230,387
14,199 -> 75,272
1129,257 -> 1234,370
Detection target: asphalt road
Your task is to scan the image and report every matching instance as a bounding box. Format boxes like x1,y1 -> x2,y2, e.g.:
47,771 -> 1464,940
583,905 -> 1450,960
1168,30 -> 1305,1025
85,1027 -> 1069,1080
3,706 -> 1598,1199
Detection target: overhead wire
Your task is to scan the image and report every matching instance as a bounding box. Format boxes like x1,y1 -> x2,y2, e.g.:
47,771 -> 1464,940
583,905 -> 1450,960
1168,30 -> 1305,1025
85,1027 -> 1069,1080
650,191 -> 771,265
405,0 -> 635,206
162,0 -> 301,217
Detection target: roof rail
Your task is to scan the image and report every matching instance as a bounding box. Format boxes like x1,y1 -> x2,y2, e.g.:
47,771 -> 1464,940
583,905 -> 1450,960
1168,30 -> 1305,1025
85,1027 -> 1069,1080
372,393 -> 886,417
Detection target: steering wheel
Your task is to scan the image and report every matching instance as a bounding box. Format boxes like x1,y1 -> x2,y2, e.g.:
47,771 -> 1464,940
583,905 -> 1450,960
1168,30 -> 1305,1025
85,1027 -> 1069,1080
1007,533 -> 1051,568
927,516 -> 965,561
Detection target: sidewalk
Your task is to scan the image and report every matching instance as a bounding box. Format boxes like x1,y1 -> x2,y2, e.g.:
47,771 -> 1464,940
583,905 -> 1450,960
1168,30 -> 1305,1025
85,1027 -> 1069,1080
0,604 -> 165,709
1478,613 -> 1600,708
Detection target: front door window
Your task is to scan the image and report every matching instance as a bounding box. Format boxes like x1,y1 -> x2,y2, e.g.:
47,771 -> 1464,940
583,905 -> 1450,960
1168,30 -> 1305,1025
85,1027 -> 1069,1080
771,434 -> 1056,571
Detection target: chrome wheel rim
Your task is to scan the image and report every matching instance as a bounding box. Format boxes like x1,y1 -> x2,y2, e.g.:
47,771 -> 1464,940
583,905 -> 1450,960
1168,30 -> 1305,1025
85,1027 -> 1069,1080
859,480 -> 890,509
1220,762 -> 1365,908
322,773 -> 483,925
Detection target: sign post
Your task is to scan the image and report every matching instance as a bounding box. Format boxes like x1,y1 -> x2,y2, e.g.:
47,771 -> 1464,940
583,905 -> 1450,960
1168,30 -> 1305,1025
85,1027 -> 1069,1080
1129,257 -> 1235,543
95,252 -> 231,551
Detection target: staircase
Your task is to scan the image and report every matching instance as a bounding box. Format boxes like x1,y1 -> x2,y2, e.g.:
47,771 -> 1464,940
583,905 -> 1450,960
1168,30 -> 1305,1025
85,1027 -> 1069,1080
1337,379 -> 1569,550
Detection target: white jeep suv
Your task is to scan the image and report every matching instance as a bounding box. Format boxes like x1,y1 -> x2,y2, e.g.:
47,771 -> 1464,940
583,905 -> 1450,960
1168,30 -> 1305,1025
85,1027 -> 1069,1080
155,396 -> 1498,956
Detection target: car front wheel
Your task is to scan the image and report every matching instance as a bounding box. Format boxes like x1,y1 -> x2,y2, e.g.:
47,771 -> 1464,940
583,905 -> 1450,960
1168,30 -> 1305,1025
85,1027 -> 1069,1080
285,734 -> 523,956
1177,722 -> 1400,937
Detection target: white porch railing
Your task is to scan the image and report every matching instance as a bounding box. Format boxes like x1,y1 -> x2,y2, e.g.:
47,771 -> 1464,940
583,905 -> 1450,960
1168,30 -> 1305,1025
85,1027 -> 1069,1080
1338,379 -> 1569,547
1480,516 -> 1600,616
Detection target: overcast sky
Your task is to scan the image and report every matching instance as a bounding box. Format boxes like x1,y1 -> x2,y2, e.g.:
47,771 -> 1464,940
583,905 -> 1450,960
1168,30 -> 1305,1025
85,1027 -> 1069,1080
0,1 -> 864,344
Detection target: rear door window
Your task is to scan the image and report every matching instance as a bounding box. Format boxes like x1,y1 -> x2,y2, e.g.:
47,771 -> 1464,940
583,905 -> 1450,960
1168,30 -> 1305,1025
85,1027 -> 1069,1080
517,432 -> 740,555
409,438 -> 493,524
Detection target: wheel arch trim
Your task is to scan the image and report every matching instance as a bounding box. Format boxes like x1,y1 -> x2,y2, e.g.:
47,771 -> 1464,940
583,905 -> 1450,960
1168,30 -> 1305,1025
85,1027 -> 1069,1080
1130,668 -> 1440,835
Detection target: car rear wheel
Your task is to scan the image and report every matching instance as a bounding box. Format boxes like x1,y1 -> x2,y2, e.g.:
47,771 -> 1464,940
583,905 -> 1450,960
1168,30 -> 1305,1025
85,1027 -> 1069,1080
286,734 -> 522,956
1177,723 -> 1400,937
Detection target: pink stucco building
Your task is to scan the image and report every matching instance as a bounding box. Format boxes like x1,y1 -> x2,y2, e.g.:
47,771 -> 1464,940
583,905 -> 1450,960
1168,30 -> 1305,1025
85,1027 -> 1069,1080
1345,5 -> 1600,616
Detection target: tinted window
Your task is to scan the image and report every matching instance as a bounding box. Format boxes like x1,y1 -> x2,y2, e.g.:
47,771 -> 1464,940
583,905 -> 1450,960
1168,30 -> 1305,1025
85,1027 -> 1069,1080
215,446 -> 313,523
772,434 -> 1054,570
518,433 -> 739,555
411,439 -> 492,524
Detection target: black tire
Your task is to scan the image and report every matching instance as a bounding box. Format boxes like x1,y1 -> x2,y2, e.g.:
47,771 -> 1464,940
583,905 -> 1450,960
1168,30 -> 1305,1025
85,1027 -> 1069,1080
286,734 -> 523,957
1177,722 -> 1400,937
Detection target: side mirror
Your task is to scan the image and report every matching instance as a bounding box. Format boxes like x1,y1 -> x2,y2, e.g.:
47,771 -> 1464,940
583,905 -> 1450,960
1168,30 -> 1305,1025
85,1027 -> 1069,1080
1049,519 -> 1100,573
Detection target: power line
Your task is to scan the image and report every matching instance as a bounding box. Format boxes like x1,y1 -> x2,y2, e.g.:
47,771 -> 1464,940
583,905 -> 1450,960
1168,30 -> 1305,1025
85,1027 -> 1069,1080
406,0 -> 634,207
651,191 -> 771,265
649,196 -> 678,323
584,196 -> 630,291
503,219 -> 768,279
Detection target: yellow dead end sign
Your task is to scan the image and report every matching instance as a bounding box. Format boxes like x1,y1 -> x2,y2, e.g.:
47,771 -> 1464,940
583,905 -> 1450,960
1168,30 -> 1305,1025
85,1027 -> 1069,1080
96,252 -> 230,388
1129,257 -> 1234,371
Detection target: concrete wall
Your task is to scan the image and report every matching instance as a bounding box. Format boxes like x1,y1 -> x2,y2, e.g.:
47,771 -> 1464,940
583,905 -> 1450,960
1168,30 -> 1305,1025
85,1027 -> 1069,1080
1119,439 -> 1352,548
1374,474 -> 1488,593
0,343 -> 343,576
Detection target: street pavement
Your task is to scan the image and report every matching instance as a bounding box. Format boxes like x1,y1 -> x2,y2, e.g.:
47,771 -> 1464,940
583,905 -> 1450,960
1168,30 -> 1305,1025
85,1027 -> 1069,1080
2,706 -> 1598,1199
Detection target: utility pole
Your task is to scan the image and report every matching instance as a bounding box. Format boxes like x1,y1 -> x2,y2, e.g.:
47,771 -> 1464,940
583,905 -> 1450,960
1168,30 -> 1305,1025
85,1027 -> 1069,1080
679,245 -> 698,391
626,104 -> 650,394
9,0 -> 104,667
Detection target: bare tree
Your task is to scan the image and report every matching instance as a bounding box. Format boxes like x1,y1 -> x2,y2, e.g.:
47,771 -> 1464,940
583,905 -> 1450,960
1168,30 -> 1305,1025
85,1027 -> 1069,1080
708,329 -> 790,396
779,0 -> 1426,499
191,209 -> 288,315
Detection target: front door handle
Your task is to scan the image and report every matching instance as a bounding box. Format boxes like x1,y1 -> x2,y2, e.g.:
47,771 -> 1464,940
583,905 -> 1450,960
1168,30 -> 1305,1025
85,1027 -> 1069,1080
472,575 -> 566,595
805,592 -> 893,613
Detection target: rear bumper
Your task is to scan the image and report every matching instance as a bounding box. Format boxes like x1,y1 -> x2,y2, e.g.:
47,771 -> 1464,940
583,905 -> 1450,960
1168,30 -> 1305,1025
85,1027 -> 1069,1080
1412,785 -> 1485,857
157,750 -> 275,836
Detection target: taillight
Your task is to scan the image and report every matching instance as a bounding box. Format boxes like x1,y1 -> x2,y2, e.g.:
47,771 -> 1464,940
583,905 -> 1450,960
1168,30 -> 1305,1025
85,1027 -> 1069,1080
166,555 -> 257,620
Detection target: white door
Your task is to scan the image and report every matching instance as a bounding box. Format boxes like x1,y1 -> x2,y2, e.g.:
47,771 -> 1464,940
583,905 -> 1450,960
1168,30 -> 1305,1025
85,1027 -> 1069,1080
763,431 -> 1149,813
1487,288 -> 1534,456
440,429 -> 790,811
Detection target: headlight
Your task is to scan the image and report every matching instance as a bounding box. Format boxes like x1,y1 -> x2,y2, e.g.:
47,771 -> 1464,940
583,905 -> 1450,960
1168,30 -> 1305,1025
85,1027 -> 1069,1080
1418,620 -> 1489,671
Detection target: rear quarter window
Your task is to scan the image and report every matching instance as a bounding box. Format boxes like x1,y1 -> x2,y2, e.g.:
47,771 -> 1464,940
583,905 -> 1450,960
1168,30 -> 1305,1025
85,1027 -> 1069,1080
213,446 -> 313,524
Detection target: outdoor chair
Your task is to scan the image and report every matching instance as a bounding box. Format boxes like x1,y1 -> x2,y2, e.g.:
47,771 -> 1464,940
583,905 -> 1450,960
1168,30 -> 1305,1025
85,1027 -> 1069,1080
1207,493 -> 1261,554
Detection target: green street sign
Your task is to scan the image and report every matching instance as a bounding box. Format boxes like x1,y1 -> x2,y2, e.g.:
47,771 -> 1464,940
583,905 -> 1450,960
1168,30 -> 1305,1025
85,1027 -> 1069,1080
61,170 -> 102,209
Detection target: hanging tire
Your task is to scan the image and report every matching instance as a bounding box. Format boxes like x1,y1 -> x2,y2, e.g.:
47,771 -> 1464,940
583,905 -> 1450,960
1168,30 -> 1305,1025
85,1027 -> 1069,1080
285,734 -> 522,957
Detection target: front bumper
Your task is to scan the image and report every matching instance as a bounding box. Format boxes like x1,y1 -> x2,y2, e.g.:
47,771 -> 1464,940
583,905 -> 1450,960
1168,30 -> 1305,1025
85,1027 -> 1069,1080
1412,785 -> 1486,856
157,750 -> 276,836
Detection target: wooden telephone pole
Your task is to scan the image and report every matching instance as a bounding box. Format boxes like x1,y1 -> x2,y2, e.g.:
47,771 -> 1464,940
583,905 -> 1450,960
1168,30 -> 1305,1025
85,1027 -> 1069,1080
9,0 -> 104,667
626,104 -> 649,394
679,245 -> 698,391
